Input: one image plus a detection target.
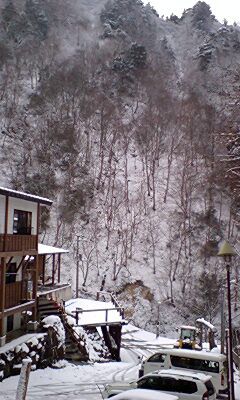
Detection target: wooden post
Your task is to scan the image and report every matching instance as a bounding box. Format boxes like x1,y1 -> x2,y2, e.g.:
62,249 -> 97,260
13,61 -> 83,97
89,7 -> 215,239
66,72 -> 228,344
105,309 -> 108,322
36,203 -> 40,250
16,358 -> 32,400
0,257 -> 6,338
52,254 -> 55,285
109,324 -> 122,361
4,196 -> 9,252
32,254 -> 38,321
42,255 -> 45,285
58,253 -> 61,283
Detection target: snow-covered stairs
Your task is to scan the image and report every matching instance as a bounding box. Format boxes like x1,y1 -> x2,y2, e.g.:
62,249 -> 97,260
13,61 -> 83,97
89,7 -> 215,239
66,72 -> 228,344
37,297 -> 62,320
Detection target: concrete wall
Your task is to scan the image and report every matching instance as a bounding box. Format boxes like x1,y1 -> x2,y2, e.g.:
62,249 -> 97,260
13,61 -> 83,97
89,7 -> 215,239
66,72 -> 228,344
3,312 -> 22,335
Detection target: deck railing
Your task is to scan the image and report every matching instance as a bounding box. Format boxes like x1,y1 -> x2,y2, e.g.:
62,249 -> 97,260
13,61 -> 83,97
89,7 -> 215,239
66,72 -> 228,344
0,234 -> 37,252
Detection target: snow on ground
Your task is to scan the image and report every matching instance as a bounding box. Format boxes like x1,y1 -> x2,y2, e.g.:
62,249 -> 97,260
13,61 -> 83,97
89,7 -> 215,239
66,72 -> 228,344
1,323 -> 240,399
0,334 -> 45,354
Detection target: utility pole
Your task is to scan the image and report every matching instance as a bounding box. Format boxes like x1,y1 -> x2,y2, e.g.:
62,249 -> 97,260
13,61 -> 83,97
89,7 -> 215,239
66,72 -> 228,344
76,235 -> 80,299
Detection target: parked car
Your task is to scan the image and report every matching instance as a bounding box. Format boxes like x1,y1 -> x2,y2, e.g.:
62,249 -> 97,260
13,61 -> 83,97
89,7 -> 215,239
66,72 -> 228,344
138,348 -> 227,394
103,369 -> 216,399
106,388 -> 179,399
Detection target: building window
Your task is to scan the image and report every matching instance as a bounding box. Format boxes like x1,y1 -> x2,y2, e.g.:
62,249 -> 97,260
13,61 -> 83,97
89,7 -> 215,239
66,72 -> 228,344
13,210 -> 32,235
6,263 -> 17,284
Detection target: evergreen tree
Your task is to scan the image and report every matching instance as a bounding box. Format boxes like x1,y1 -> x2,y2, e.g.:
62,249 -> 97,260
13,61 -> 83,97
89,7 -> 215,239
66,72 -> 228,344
2,0 -> 18,28
25,0 -> 48,40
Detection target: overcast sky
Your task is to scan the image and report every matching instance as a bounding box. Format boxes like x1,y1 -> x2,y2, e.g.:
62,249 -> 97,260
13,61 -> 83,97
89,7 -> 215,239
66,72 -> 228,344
143,0 -> 240,24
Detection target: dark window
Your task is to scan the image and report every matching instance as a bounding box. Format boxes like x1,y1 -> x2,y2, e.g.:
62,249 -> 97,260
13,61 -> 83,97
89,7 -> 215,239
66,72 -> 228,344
137,377 -> 158,389
6,263 -> 17,284
148,353 -> 166,362
175,379 -> 197,394
13,210 -> 32,235
7,315 -> 14,332
137,376 -> 177,391
170,355 -> 219,373
205,380 -> 215,396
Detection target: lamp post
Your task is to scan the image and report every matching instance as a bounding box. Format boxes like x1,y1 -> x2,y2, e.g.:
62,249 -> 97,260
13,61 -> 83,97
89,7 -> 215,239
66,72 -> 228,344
218,240 -> 236,400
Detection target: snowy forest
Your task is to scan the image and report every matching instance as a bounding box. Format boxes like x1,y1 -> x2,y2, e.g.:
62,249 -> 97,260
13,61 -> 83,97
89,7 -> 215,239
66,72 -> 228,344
1,0 -> 240,334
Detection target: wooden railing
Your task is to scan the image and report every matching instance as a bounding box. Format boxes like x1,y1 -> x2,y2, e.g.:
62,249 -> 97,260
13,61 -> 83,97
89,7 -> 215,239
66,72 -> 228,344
74,307 -> 125,326
0,234 -> 37,252
5,281 -> 27,308
96,291 -> 125,318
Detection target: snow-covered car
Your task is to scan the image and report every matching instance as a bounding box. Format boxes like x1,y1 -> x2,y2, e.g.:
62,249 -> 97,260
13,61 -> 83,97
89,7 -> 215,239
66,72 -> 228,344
106,388 -> 179,399
103,369 -> 216,399
138,348 -> 227,394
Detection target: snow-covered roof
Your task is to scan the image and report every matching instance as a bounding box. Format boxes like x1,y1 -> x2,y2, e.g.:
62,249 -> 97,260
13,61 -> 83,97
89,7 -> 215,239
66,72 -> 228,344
112,389 -> 178,400
158,369 -> 212,382
38,243 -> 69,255
144,348 -> 226,361
180,325 -> 197,330
196,318 -> 216,331
0,187 -> 52,206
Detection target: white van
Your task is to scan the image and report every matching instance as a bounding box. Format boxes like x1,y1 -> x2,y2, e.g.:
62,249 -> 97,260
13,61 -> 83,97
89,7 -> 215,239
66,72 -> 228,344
138,348 -> 227,394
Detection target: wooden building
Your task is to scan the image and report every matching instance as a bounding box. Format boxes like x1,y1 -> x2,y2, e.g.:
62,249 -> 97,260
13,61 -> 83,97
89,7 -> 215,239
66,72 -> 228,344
0,187 -> 70,346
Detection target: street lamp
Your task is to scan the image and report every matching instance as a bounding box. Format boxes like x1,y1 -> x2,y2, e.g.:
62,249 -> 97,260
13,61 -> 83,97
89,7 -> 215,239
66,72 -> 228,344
218,240 -> 236,400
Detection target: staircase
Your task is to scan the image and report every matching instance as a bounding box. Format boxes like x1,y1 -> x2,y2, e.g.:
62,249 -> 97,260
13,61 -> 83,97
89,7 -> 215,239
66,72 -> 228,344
62,313 -> 89,362
37,296 -> 89,361
37,297 -> 62,321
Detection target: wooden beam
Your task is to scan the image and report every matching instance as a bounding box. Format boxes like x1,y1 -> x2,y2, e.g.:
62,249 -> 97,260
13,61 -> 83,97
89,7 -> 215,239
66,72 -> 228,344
52,254 -> 55,285
0,257 -> 6,337
0,250 -> 38,257
32,255 -> 38,321
36,203 -> 40,249
4,196 -> 9,252
16,256 -> 26,273
0,300 -> 36,318
6,256 -> 13,271
58,253 -> 61,283
42,255 -> 46,285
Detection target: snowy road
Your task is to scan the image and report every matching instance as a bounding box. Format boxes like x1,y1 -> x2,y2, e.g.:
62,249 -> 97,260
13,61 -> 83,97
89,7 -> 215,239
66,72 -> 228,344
7,325 -> 238,400
1,324 -> 240,399
0,325 -> 163,400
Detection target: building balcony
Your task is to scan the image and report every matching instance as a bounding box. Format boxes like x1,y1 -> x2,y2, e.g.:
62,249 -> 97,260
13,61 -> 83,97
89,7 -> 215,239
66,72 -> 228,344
5,281 -> 28,309
0,234 -> 37,253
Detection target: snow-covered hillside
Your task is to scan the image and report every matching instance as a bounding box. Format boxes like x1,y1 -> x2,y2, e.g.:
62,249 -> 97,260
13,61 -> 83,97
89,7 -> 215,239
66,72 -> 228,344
0,0 -> 240,332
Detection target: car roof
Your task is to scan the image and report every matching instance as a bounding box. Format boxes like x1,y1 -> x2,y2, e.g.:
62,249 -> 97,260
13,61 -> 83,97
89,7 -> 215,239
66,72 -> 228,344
111,389 -> 179,400
153,369 -> 212,382
146,348 -> 226,361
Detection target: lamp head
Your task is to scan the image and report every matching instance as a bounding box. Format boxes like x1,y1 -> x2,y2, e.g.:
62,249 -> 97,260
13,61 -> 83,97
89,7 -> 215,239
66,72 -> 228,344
217,240 -> 236,263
